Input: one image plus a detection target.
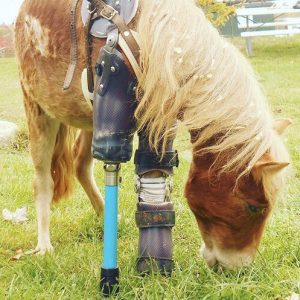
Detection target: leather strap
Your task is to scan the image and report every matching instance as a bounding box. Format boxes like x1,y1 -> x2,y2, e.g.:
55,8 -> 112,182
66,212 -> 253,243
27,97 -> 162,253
134,151 -> 180,169
94,0 -> 140,63
64,0 -> 81,90
136,210 -> 175,228
64,0 -> 140,90
118,32 -> 142,78
111,14 -> 140,63
84,1 -> 95,93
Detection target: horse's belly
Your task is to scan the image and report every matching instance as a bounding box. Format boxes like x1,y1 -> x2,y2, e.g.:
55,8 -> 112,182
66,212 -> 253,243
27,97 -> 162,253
20,58 -> 93,129
15,0 -> 99,130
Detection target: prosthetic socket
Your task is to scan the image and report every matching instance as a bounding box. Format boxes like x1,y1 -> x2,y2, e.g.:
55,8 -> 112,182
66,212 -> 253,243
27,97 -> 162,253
92,30 -> 137,163
134,130 -> 179,275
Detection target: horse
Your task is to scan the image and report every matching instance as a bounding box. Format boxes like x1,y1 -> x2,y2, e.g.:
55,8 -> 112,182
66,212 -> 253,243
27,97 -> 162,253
15,0 -> 290,269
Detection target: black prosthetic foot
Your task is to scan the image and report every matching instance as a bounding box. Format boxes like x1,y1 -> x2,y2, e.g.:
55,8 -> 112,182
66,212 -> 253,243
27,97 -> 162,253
100,267 -> 119,297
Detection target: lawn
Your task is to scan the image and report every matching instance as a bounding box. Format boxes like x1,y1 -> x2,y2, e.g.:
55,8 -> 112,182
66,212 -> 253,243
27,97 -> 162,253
0,36 -> 299,299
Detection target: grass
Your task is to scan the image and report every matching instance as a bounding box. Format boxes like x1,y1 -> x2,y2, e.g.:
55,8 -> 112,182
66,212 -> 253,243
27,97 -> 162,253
0,36 -> 299,299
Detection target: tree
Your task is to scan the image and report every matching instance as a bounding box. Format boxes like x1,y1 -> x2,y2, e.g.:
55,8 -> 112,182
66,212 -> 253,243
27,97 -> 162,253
199,0 -> 236,27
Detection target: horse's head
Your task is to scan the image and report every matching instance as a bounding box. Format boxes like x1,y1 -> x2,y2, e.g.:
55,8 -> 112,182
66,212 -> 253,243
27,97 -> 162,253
185,119 -> 291,269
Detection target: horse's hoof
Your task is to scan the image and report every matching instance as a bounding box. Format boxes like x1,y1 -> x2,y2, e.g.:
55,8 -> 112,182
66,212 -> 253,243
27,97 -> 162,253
93,200 -> 104,217
95,206 -> 104,217
35,244 -> 54,256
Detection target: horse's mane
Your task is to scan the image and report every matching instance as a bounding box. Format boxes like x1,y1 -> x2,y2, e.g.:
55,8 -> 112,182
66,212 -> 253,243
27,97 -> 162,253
135,0 -> 289,198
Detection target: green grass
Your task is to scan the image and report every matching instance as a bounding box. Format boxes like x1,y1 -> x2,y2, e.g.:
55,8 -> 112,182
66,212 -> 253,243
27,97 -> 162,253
0,37 -> 299,299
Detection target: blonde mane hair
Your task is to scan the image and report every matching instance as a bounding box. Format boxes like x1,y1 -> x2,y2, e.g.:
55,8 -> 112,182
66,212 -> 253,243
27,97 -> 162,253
135,0 -> 289,189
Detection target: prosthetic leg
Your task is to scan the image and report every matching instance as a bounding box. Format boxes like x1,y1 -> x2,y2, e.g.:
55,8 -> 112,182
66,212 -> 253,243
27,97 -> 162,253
92,29 -> 137,296
92,25 -> 178,296
134,130 -> 179,275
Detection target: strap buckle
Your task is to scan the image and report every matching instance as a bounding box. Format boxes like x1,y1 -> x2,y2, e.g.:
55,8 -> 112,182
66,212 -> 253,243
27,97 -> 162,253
100,5 -> 118,20
87,2 -> 96,15
134,175 -> 141,193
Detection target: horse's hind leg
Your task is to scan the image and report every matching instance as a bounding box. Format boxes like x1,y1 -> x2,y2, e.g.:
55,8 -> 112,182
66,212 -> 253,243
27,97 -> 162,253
74,130 -> 104,215
24,97 -> 60,255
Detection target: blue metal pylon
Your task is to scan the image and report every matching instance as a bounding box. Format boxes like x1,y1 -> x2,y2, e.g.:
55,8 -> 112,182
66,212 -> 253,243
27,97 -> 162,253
100,163 -> 120,296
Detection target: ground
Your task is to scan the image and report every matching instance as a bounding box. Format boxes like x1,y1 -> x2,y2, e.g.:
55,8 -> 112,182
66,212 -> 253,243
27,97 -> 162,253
0,37 -> 299,299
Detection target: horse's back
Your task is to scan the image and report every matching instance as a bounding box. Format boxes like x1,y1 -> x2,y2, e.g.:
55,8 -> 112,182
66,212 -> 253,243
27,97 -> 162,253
15,0 -> 94,129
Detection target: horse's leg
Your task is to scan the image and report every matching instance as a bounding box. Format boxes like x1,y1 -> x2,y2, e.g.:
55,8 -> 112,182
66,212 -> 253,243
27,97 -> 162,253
24,97 -> 60,255
74,130 -> 104,215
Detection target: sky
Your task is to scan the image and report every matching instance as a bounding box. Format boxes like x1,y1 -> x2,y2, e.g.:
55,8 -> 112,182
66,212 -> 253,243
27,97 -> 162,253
0,0 -> 299,24
0,0 -> 23,25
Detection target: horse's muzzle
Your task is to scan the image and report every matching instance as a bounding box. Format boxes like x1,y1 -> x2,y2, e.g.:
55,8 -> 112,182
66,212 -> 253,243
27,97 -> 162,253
200,243 -> 255,270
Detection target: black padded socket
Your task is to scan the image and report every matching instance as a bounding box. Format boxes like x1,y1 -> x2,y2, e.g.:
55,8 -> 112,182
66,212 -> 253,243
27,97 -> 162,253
92,47 -> 137,163
135,130 -> 179,175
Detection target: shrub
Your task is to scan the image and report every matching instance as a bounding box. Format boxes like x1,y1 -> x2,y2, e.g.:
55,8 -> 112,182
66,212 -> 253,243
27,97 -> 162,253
199,0 -> 236,27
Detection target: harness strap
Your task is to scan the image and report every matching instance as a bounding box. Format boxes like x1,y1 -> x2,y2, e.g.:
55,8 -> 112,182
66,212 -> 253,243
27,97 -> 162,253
111,14 -> 140,63
95,1 -> 140,63
84,2 -> 95,93
134,151 -> 180,169
136,210 -> 175,228
118,32 -> 142,78
63,0 -> 81,90
64,0 -> 140,90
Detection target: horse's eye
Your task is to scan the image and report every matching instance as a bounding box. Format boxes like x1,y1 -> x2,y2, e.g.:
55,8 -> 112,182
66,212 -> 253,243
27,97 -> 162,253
247,204 -> 261,214
248,204 -> 260,214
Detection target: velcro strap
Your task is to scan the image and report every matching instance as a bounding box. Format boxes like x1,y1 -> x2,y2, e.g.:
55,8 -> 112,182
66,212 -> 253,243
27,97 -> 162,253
134,151 -> 179,169
136,210 -> 175,228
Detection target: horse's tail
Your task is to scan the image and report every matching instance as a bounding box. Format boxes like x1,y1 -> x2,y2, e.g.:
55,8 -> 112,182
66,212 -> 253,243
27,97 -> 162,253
51,124 -> 76,203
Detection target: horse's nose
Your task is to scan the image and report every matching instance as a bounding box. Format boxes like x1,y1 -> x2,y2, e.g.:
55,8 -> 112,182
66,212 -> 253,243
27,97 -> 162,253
200,243 -> 255,270
200,243 -> 217,267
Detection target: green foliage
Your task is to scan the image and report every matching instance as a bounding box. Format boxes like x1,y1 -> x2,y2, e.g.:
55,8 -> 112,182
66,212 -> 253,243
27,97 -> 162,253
199,0 -> 236,27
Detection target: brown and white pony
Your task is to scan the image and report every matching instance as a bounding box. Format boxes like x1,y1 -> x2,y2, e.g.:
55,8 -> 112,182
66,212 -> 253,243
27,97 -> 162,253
15,0 -> 290,269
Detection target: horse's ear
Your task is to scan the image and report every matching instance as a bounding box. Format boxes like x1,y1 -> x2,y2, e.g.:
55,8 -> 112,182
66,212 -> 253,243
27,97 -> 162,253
253,160 -> 290,173
273,118 -> 292,135
251,152 -> 289,180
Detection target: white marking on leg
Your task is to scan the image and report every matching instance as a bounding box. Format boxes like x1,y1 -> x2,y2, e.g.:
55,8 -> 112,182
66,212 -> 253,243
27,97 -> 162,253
35,175 -> 54,255
29,117 -> 60,255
